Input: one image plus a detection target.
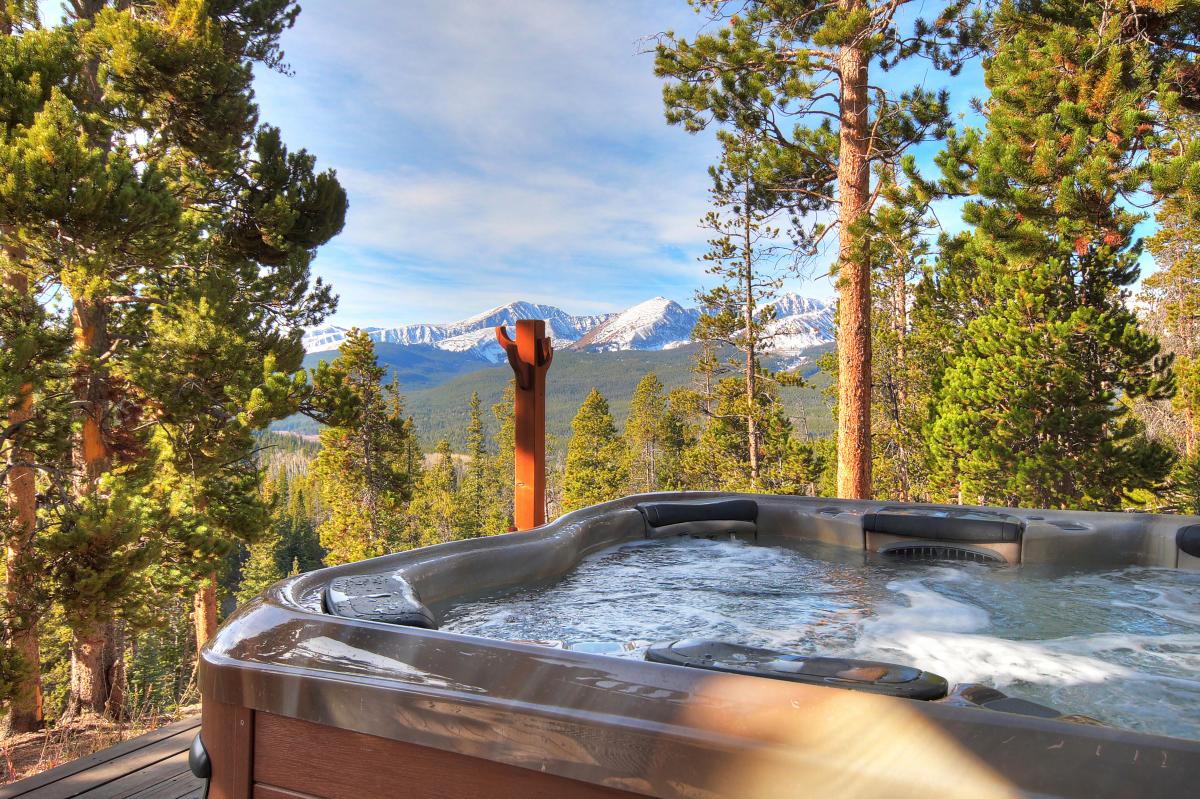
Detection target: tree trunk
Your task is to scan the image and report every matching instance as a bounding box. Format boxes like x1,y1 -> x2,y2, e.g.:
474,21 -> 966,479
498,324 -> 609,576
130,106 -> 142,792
68,295 -> 122,717
193,572 -> 219,648
2,264 -> 44,733
1185,408 -> 1196,459
894,265 -> 911,502
68,619 -> 124,718
743,198 -> 760,491
193,490 -> 219,648
834,18 -> 872,500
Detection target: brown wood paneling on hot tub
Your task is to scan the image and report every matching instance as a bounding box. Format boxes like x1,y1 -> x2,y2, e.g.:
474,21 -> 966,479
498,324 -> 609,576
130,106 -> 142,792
252,712 -> 640,799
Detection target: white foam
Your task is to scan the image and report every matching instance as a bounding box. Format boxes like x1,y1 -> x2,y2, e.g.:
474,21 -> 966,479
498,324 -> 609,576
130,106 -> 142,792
440,538 -> 1200,739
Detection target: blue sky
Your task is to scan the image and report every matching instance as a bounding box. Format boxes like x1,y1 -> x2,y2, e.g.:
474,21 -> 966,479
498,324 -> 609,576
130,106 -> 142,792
39,0 -> 999,327
250,0 -> 737,325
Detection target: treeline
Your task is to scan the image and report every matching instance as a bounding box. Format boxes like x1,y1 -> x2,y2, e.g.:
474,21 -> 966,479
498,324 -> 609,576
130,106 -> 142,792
0,2 -> 348,733
655,0 -> 1200,508
304,328 -> 828,539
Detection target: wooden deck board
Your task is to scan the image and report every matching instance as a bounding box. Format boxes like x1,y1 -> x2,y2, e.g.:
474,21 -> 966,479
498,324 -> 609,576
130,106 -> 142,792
1,716 -> 203,799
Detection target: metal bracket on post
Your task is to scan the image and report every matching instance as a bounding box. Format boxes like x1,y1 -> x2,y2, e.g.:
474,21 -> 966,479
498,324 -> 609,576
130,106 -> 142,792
495,320 -> 553,530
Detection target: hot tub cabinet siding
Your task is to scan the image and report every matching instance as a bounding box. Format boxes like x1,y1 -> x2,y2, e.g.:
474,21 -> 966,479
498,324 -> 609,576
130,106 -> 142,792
202,700 -> 634,799
200,493 -> 1200,799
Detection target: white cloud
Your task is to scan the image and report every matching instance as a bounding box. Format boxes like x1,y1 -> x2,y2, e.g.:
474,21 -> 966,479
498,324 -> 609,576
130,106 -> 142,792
252,0 -> 731,324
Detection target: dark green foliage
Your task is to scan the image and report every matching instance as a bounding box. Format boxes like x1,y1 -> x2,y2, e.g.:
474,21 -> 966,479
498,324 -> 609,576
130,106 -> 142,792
925,0 -> 1190,508
309,331 -> 420,564
408,440 -> 458,546
562,389 -> 627,512
624,373 -> 685,493
278,345 -> 835,447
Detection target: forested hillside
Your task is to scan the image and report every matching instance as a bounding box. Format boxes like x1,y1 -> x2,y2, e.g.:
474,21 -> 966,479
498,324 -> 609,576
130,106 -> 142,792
277,344 -> 834,446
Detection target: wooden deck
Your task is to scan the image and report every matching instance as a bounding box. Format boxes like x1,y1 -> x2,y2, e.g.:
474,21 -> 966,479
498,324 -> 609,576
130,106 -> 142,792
0,716 -> 204,799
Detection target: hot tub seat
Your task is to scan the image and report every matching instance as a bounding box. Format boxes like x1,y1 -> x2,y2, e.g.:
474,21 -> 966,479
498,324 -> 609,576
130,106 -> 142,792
636,499 -> 758,539
863,507 -> 1025,543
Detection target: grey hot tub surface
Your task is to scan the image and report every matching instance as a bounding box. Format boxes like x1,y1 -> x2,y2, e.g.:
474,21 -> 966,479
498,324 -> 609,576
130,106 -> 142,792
200,493 -> 1200,799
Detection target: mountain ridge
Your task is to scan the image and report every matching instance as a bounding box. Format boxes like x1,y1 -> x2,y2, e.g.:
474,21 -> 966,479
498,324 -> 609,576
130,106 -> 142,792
302,293 -> 835,361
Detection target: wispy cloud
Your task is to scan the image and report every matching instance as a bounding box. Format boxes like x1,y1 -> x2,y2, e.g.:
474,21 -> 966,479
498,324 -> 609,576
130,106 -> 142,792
252,0 -> 737,325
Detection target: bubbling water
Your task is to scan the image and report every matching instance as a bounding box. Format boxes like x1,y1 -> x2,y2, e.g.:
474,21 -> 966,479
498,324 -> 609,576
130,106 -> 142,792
439,537 -> 1200,740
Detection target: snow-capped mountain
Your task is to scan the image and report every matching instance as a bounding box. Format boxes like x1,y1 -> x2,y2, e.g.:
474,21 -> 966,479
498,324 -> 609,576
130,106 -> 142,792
302,293 -> 835,361
301,301 -> 615,362
573,297 -> 700,352
764,294 -> 836,353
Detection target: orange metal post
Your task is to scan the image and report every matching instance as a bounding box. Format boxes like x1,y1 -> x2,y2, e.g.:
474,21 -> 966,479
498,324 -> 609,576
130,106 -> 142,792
496,320 -> 553,530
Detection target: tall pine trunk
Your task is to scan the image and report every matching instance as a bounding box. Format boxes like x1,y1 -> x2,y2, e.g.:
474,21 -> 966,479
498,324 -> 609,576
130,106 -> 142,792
67,295 -> 123,717
893,266 -> 911,501
743,191 -> 760,490
193,572 -> 219,648
192,485 -> 219,648
2,262 -> 44,732
834,16 -> 872,500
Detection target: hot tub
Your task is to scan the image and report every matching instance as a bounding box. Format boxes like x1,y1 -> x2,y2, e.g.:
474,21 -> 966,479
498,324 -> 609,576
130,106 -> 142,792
197,493 -> 1200,798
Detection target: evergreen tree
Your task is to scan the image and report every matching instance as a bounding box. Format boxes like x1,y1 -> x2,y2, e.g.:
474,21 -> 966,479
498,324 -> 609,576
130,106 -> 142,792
236,526 -> 283,606
454,392 -> 503,539
0,0 -> 345,718
0,5 -> 75,731
867,171 -> 939,501
1141,116 -> 1200,512
656,0 -> 985,498
562,389 -> 627,512
309,331 -> 418,564
488,383 -> 516,533
691,133 -> 803,490
277,478 -> 324,573
927,0 -> 1190,508
676,376 -> 815,493
1144,146 -> 1200,455
408,441 -> 458,546
624,373 -> 683,493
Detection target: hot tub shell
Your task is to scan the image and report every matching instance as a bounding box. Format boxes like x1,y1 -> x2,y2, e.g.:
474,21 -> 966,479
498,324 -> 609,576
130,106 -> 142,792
199,493 -> 1200,798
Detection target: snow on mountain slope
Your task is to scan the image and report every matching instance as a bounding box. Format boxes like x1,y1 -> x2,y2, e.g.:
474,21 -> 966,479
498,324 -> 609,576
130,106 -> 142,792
302,294 -> 835,359
764,294 -> 836,352
302,301 -> 615,360
572,297 -> 700,352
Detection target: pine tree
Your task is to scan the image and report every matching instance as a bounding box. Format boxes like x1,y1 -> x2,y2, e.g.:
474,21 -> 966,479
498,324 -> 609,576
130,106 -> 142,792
1141,116 -> 1200,512
236,527 -> 283,606
691,133 -> 804,490
487,383 -> 516,533
562,389 -> 627,512
1143,153 -> 1200,455
676,376 -> 813,493
277,478 -> 325,573
309,331 -> 418,564
0,4 -> 74,731
454,392 -> 500,539
867,171 -> 939,501
0,0 -> 345,718
624,373 -> 683,493
926,1 -> 1190,509
656,0 -> 985,498
408,441 -> 459,546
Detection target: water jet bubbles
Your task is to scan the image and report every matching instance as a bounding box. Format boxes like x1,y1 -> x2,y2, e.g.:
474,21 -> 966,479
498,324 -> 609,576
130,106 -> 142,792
439,537 -> 1200,740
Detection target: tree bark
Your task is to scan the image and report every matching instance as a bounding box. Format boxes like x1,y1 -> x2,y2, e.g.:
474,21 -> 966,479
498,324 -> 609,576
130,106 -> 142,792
743,194 -> 760,491
894,264 -> 911,501
67,295 -> 123,717
193,572 -> 219,648
2,264 -> 44,733
834,16 -> 872,500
